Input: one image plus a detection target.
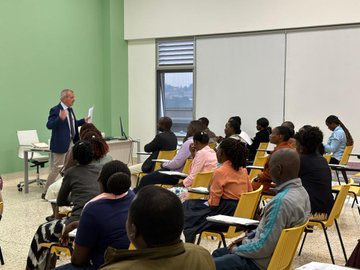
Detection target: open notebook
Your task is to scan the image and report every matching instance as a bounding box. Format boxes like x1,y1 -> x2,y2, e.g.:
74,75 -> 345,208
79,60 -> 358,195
207,215 -> 259,226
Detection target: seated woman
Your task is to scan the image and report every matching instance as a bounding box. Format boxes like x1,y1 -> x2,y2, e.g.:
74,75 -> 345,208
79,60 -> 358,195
252,126 -> 295,194
54,160 -> 135,270
323,115 -> 353,164
247,117 -> 271,161
176,131 -> 217,188
45,130 -> 111,221
26,141 -> 102,270
183,138 -> 252,243
134,120 -> 204,192
295,127 -> 334,217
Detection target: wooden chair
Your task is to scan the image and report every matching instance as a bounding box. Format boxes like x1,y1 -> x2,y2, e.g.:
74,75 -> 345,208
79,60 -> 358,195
187,171 -> 214,200
208,142 -> 217,150
267,222 -> 308,270
39,242 -> 73,270
254,142 -> 269,160
196,186 -> 263,248
298,184 -> 351,264
331,145 -> 353,184
323,153 -> 333,163
136,150 -> 177,187
159,159 -> 193,189
332,178 -> 360,214
248,155 -> 268,180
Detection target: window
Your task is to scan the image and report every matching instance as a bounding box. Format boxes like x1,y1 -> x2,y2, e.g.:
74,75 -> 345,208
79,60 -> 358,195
157,39 -> 195,136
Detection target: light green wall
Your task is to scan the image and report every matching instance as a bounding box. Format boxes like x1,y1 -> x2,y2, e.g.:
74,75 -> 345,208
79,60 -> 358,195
0,0 -> 128,173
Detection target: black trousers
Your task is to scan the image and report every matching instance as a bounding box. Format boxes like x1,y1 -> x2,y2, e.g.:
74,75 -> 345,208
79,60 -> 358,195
134,170 -> 181,193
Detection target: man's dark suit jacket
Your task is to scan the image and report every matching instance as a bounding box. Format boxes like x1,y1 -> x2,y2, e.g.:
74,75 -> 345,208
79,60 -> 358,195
247,128 -> 271,161
46,103 -> 85,153
141,131 -> 178,173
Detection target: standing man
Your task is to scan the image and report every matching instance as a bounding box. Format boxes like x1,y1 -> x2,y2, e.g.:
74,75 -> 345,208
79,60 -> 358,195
43,89 -> 88,199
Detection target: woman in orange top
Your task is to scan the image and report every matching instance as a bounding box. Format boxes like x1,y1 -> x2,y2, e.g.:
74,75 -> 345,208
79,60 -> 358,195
183,138 -> 252,243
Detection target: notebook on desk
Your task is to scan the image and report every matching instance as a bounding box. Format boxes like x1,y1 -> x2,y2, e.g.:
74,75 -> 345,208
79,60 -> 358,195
207,215 -> 259,226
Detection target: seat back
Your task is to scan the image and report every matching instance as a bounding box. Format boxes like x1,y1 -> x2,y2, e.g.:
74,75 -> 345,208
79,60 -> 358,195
153,150 -> 177,171
253,142 -> 269,160
227,186 -> 263,236
188,171 -> 214,199
339,145 -> 353,165
323,153 -> 333,163
208,142 -> 217,150
267,222 -> 308,270
17,130 -> 40,146
17,130 -> 47,160
326,184 -> 350,225
249,155 -> 268,179
182,159 -> 192,174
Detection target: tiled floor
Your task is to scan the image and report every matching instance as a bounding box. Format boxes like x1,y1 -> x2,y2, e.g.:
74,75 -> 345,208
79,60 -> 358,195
0,169 -> 359,269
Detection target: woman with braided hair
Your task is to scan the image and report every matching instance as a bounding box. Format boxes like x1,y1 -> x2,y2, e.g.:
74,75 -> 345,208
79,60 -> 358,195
324,115 -> 353,164
183,138 -> 252,243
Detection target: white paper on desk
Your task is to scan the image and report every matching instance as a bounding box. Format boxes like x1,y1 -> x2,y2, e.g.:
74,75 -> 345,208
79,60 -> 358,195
32,142 -> 49,149
152,159 -> 170,163
88,106 -> 94,123
159,171 -> 188,178
189,187 -> 209,193
69,228 -> 77,238
295,261 -> 351,270
206,215 -> 259,226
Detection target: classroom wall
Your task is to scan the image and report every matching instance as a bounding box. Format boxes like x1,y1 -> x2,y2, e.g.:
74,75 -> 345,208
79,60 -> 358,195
124,0 -> 360,40
0,0 -> 127,173
126,1 -> 360,154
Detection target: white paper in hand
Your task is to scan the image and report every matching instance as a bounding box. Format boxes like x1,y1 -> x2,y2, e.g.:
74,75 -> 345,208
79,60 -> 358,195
88,106 -> 94,123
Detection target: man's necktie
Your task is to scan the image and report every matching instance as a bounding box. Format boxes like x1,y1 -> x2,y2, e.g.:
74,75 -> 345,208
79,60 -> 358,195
68,107 -> 75,138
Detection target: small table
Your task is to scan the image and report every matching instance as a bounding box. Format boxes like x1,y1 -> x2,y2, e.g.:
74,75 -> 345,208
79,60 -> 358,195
328,164 -> 360,184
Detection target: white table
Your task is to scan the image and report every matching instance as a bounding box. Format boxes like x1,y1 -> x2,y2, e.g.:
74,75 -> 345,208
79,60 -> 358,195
296,262 -> 353,270
22,139 -> 138,194
106,139 -> 133,164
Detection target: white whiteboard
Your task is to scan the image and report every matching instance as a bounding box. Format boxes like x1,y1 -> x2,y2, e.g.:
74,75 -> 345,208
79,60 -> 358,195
285,27 -> 360,156
196,33 -> 286,138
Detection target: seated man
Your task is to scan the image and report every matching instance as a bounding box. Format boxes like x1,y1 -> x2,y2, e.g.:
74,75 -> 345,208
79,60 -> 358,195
198,117 -> 217,142
129,116 -> 177,177
134,120 -> 204,192
252,126 -> 295,194
100,186 -> 215,270
212,148 -> 310,270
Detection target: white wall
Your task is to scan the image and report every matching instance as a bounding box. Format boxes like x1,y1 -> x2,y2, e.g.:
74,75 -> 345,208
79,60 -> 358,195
127,2 -> 360,160
128,39 -> 156,160
124,0 -> 360,40
285,27 -> 360,158
196,33 -> 285,138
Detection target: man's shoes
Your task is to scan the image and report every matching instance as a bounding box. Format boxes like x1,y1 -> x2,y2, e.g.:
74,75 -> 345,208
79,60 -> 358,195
45,215 -> 55,222
41,193 -> 46,200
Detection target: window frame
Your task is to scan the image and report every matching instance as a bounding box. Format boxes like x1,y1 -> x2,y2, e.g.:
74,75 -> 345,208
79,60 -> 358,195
156,38 -> 196,138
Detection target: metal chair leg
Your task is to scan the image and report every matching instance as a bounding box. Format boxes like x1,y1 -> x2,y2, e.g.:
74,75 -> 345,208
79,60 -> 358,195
0,246 -> 4,265
219,233 -> 227,248
321,223 -> 335,264
196,232 -> 203,245
334,219 -> 347,262
335,170 -> 341,185
298,230 -> 308,256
